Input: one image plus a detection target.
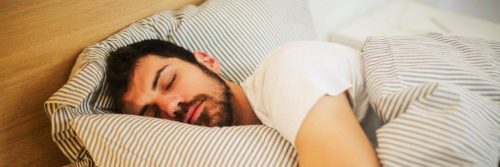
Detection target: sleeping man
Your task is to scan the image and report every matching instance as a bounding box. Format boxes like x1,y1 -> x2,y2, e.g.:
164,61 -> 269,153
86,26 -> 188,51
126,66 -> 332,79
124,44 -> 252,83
106,39 -> 380,166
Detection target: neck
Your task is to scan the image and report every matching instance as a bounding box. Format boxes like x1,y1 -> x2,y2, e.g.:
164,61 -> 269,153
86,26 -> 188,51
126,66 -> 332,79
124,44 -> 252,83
226,80 -> 261,126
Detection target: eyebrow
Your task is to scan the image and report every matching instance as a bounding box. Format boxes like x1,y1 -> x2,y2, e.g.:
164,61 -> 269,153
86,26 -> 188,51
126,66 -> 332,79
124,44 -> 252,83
138,65 -> 168,116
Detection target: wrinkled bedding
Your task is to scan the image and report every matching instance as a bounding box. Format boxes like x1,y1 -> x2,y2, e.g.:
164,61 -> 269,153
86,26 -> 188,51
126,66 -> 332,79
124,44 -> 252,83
361,34 -> 500,166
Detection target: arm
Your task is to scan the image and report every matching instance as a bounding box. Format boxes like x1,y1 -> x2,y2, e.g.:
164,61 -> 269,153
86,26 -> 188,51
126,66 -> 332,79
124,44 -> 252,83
295,92 -> 380,167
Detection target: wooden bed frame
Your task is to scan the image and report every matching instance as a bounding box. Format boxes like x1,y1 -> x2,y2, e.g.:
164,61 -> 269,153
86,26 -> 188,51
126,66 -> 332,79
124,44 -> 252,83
0,0 -> 203,166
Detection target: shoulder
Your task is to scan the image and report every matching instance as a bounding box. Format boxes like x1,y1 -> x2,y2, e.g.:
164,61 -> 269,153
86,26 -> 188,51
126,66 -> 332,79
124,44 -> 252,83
251,41 -> 359,85
267,41 -> 359,66
271,41 -> 357,55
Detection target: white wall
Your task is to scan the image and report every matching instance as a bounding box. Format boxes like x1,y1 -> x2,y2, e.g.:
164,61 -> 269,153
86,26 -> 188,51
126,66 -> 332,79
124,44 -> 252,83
307,0 -> 388,40
307,0 -> 500,41
415,0 -> 500,23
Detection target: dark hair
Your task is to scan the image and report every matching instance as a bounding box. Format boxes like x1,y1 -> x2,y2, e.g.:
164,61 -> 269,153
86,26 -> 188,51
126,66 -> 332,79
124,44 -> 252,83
106,39 -> 198,113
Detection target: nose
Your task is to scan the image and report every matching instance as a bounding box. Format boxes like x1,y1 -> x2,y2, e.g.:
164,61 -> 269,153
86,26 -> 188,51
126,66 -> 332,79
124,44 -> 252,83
154,94 -> 183,118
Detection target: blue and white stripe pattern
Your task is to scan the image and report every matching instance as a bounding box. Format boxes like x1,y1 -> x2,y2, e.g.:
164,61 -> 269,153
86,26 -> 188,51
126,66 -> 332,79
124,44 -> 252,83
362,34 -> 500,166
71,114 -> 298,167
44,0 -> 314,166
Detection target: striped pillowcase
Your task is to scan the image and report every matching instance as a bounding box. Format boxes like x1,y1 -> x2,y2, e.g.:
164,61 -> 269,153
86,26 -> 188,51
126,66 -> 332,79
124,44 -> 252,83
44,0 -> 315,166
71,114 -> 297,167
362,34 -> 500,166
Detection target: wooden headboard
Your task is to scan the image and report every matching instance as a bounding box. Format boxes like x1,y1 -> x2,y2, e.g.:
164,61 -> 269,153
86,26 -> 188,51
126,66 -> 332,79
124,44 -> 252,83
0,0 -> 204,166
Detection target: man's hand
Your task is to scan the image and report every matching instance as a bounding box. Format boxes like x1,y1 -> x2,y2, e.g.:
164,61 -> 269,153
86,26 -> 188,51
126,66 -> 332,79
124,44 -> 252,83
295,93 -> 380,167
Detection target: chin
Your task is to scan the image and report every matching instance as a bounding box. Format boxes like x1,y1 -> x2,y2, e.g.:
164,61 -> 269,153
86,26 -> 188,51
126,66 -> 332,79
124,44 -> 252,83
198,107 -> 232,127
203,119 -> 228,127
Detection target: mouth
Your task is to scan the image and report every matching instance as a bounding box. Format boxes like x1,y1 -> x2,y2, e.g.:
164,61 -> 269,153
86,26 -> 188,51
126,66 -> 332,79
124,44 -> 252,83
183,100 -> 204,124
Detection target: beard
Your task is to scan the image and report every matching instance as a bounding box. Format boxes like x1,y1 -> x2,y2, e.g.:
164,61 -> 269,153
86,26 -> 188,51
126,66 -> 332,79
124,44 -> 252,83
172,64 -> 234,127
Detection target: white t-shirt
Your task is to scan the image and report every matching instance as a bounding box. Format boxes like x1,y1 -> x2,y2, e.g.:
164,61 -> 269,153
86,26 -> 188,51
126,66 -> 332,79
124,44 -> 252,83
241,41 -> 368,145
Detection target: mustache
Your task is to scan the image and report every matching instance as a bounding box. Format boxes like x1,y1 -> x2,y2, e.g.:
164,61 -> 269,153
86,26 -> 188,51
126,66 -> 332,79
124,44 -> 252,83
173,94 -> 210,122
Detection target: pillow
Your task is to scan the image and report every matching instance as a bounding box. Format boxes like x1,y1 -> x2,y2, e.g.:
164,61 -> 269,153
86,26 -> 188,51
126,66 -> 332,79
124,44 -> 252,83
71,114 -> 297,167
44,0 -> 315,166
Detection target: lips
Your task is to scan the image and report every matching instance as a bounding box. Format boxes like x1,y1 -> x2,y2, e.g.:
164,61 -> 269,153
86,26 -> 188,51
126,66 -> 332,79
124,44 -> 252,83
183,100 -> 204,124
190,101 -> 204,124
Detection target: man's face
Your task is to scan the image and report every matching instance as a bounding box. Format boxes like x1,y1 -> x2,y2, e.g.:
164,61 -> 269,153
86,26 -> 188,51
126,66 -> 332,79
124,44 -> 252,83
122,54 -> 233,127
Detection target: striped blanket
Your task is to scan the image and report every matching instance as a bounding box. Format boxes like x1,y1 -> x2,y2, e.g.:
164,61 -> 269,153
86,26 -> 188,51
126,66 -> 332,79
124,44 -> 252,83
361,34 -> 500,166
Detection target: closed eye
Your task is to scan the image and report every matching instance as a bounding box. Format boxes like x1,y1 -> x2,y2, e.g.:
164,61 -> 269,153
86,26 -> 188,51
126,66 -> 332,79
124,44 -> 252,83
166,74 -> 176,90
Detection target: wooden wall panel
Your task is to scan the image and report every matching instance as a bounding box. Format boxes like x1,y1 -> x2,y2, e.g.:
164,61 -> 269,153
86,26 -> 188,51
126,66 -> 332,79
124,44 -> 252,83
0,0 -> 204,166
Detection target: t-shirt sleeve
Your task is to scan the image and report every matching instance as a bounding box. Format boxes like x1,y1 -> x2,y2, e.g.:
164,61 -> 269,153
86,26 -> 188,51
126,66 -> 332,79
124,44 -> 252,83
259,41 -> 354,145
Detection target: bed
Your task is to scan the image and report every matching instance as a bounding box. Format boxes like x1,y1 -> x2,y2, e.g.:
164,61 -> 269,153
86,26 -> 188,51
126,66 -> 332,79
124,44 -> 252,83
3,0 -> 499,166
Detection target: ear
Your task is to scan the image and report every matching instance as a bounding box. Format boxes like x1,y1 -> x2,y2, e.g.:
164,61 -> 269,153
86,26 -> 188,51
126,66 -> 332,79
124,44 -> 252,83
193,51 -> 222,74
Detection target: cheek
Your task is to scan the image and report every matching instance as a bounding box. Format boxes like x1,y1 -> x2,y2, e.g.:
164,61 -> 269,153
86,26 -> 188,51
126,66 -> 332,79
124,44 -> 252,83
176,77 -> 204,95
182,76 -> 220,95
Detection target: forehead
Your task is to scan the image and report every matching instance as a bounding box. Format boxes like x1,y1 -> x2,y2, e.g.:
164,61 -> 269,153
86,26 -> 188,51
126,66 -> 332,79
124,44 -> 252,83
134,55 -> 170,75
